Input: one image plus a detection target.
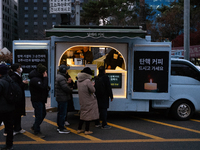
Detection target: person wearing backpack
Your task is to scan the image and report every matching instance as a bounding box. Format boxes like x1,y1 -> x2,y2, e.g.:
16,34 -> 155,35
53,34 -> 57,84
28,63 -> 49,138
0,63 -> 15,150
8,63 -> 28,136
94,66 -> 113,129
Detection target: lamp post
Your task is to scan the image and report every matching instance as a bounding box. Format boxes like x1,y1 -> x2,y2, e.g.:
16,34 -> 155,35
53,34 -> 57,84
184,0 -> 190,60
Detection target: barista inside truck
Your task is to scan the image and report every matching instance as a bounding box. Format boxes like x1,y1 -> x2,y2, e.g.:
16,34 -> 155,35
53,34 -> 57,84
105,49 -> 123,69
78,47 -> 93,64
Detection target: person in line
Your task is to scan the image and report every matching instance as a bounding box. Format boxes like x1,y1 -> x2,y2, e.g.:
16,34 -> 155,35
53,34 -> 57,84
80,47 -> 93,64
95,66 -> 113,129
28,63 -> 49,138
64,72 -> 75,126
77,67 -> 99,135
8,63 -> 28,136
55,64 -> 71,134
0,63 -> 14,150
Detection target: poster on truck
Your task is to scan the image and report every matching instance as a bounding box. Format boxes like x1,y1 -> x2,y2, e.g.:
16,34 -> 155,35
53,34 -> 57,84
134,51 -> 169,93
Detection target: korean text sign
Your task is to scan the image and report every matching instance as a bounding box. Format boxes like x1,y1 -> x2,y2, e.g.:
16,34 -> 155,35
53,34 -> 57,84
134,51 -> 169,92
49,0 -> 71,14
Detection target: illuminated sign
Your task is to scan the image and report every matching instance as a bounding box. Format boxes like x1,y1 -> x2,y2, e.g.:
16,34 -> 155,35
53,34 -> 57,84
107,73 -> 122,88
49,0 -> 71,14
134,51 -> 169,92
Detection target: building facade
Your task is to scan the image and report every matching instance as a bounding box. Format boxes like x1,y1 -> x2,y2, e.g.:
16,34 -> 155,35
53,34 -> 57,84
0,0 -> 18,51
18,0 -> 87,40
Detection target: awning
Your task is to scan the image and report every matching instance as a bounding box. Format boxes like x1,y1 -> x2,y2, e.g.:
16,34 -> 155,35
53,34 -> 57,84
45,25 -> 147,38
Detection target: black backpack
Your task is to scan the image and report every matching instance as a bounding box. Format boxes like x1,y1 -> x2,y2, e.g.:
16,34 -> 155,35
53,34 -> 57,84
94,76 -> 106,98
4,77 -> 23,104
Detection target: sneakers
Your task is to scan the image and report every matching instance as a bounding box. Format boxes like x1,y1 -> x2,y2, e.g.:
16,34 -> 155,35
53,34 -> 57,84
0,145 -> 13,150
84,131 -> 93,135
1,122 -> 4,126
77,130 -> 84,134
34,132 -> 45,138
95,124 -> 102,128
64,121 -> 70,126
57,128 -> 70,134
3,132 -> 7,137
101,125 -> 111,129
13,129 -> 26,136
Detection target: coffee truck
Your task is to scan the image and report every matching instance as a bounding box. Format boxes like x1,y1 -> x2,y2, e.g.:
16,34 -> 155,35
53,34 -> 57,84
13,26 -> 200,120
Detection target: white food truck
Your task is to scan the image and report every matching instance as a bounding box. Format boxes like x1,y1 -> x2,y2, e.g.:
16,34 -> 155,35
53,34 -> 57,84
13,26 -> 200,120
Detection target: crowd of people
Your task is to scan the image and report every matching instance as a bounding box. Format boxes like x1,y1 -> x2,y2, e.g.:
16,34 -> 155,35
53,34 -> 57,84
0,62 -> 113,150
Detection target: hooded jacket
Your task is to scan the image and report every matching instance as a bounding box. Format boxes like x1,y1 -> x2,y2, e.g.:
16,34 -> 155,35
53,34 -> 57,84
55,72 -> 72,102
9,71 -> 26,115
28,69 -> 49,103
0,75 -> 15,113
77,72 -> 99,121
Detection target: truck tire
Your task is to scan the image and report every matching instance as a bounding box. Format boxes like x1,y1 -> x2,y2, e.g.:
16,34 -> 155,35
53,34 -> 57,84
170,100 -> 194,121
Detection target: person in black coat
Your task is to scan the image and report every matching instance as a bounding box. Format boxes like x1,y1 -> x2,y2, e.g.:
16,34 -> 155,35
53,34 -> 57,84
28,63 -> 49,138
8,63 -> 28,136
95,66 -> 113,129
0,63 -> 15,150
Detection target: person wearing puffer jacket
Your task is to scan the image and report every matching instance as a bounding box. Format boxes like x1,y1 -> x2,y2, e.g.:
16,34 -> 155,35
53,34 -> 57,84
55,65 -> 72,134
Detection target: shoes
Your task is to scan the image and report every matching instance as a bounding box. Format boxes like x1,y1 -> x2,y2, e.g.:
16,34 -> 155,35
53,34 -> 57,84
34,132 -> 45,138
0,145 -> 13,150
30,126 -> 34,132
77,130 -> 84,134
84,131 -> 93,135
101,125 -> 111,129
65,121 -> 70,126
13,129 -> 26,136
1,122 -> 4,126
3,132 -> 7,137
95,124 -> 102,128
57,128 -> 70,134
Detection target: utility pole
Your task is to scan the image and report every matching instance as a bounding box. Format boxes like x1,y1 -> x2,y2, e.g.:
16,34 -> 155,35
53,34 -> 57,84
184,0 -> 190,60
75,0 -> 80,25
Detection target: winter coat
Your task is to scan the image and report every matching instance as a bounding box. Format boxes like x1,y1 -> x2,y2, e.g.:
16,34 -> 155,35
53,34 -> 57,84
55,72 -> 72,102
0,75 -> 15,113
77,72 -> 99,121
95,73 -> 113,109
9,72 -> 26,116
28,69 -> 49,103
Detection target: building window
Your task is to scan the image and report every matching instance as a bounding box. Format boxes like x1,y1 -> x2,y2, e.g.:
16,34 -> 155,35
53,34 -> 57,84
52,22 -> 56,25
34,22 -> 38,25
52,14 -> 56,18
25,22 -> 28,25
43,22 -> 47,25
34,0 -> 37,3
24,0 -> 28,2
34,7 -> 37,10
24,14 -> 28,18
24,7 -> 28,10
43,14 -> 47,18
43,7 -> 47,10
14,5 -> 17,11
43,0 -> 47,2
34,14 -> 38,18
25,29 -> 28,33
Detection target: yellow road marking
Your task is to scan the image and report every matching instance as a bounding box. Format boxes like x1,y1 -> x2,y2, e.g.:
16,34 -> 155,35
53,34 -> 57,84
0,125 -> 4,130
22,131 -> 46,142
1,138 -> 200,145
107,122 -> 163,140
135,117 -> 200,134
191,119 -> 200,123
43,118 -> 102,141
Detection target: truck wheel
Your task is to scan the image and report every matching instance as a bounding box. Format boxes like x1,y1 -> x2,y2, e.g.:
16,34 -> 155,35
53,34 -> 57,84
171,100 -> 194,121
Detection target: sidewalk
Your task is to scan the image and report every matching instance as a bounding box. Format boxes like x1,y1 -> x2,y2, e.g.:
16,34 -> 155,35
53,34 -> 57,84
25,97 -> 52,112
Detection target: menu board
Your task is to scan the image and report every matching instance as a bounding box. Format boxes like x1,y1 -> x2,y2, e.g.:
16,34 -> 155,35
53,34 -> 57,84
14,49 -> 48,74
107,73 -> 122,88
134,51 -> 169,93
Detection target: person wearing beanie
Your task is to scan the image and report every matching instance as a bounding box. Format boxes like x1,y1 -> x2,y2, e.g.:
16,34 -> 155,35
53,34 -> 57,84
28,63 -> 49,138
76,67 -> 99,135
0,63 -> 15,150
7,63 -> 28,136
55,64 -> 71,134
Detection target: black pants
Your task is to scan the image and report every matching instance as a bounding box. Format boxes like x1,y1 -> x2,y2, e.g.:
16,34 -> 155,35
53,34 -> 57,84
95,108 -> 107,127
0,111 -> 14,147
13,114 -> 22,132
78,119 -> 90,131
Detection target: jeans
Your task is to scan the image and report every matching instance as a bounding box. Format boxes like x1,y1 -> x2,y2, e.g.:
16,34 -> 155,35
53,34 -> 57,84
57,101 -> 68,130
13,114 -> 22,132
0,111 -> 14,147
31,101 -> 46,133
